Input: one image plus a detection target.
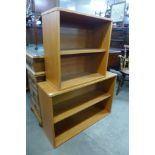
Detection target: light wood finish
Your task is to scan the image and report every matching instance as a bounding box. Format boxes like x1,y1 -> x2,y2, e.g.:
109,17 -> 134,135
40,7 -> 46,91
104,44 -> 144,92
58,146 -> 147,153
53,92 -> 110,123
38,87 -> 56,147
55,106 -> 109,147
96,75 -> 116,112
95,22 -> 113,75
61,73 -> 104,89
61,53 -> 105,83
42,7 -> 112,89
60,49 -> 105,55
42,10 -> 61,89
38,72 -> 116,147
38,71 -> 116,97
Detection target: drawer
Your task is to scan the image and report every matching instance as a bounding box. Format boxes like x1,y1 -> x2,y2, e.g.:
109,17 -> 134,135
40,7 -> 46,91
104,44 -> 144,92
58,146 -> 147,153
27,70 -> 46,91
26,56 -> 45,72
29,85 -> 39,106
31,97 -> 41,116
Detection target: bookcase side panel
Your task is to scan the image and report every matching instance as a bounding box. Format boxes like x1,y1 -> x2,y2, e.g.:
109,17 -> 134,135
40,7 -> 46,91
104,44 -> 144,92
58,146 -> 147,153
38,86 -> 56,147
42,11 -> 61,89
97,76 -> 116,111
94,22 -> 112,75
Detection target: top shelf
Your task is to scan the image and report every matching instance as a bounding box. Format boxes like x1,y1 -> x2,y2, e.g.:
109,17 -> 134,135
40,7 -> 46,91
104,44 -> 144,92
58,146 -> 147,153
42,7 -> 112,29
60,49 -> 106,55
42,7 -> 112,22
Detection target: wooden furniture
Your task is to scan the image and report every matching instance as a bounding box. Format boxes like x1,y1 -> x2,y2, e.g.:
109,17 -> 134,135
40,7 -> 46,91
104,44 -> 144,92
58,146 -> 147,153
36,7 -> 116,148
26,44 -> 46,125
110,27 -> 129,49
38,71 -> 116,147
116,45 -> 129,95
26,0 -> 60,47
42,7 -> 112,90
108,48 -> 122,70
26,44 -> 45,72
26,69 -> 29,91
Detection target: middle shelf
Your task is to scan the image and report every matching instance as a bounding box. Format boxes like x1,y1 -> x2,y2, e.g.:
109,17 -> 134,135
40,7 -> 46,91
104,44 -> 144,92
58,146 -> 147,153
60,52 -> 108,89
60,48 -> 105,55
53,90 -> 111,123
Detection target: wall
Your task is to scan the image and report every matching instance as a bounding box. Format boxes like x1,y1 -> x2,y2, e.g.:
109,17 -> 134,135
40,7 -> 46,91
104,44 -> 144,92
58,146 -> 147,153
60,0 -> 128,17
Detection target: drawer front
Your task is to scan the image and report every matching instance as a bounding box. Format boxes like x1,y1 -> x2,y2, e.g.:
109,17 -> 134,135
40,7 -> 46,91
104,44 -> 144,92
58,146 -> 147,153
35,75 -> 46,82
28,73 -> 38,91
31,97 -> 41,116
26,56 -> 45,72
33,61 -> 45,72
27,71 -> 45,91
29,85 -> 41,113
29,85 -> 39,104
26,57 -> 34,71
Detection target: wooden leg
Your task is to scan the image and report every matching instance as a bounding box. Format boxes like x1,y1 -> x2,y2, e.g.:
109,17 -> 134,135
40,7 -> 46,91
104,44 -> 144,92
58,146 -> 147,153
122,74 -> 126,86
39,122 -> 43,127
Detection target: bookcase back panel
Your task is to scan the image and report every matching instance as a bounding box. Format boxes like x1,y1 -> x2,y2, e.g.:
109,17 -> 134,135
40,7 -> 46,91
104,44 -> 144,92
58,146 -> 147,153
60,27 -> 97,50
60,10 -> 109,29
52,77 -> 115,106
53,84 -> 97,104
96,77 -> 116,94
61,53 -> 104,81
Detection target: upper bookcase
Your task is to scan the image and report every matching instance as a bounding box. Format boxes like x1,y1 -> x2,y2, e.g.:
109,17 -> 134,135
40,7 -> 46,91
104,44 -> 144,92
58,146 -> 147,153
42,7 -> 112,90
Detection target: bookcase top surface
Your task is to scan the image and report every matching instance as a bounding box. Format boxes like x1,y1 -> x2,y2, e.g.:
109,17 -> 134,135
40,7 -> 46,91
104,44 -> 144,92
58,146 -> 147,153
42,7 -> 112,22
38,71 -> 116,97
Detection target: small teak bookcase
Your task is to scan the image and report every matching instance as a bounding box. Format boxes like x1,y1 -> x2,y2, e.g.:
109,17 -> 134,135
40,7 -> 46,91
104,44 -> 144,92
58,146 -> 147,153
42,7 -> 112,90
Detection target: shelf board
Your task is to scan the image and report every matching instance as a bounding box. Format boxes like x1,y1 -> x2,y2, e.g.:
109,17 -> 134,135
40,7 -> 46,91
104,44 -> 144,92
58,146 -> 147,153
54,106 -> 109,147
53,91 -> 111,123
61,73 -> 105,90
60,49 -> 105,55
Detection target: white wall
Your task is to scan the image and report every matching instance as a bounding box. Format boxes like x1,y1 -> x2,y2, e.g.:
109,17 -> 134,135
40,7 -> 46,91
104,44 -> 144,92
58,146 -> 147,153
60,0 -> 128,16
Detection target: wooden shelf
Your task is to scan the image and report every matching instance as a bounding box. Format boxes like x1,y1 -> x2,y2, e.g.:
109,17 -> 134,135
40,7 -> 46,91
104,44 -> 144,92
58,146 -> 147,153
54,106 -> 109,147
61,73 -> 105,89
60,49 -> 105,55
38,71 -> 117,147
40,5 -> 115,148
53,91 -> 111,123
42,7 -> 112,89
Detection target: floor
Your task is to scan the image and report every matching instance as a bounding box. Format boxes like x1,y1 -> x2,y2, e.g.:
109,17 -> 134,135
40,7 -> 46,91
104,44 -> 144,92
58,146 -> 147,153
26,82 -> 129,155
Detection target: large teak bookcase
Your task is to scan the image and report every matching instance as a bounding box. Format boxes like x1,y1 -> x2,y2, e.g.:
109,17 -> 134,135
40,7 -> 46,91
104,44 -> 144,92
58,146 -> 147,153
38,72 -> 116,147
38,7 -> 116,148
42,7 -> 112,90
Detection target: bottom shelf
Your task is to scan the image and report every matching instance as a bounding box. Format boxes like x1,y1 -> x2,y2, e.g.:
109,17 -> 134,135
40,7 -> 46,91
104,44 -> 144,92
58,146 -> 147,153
54,100 -> 110,147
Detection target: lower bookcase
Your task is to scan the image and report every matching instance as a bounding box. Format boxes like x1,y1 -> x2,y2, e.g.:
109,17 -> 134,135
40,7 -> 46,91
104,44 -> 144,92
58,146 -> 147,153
38,71 -> 116,148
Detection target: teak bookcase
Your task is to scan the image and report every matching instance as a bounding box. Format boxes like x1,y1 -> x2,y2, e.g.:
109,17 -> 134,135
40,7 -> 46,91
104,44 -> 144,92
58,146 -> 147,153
38,72 -> 116,148
42,7 -> 112,90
